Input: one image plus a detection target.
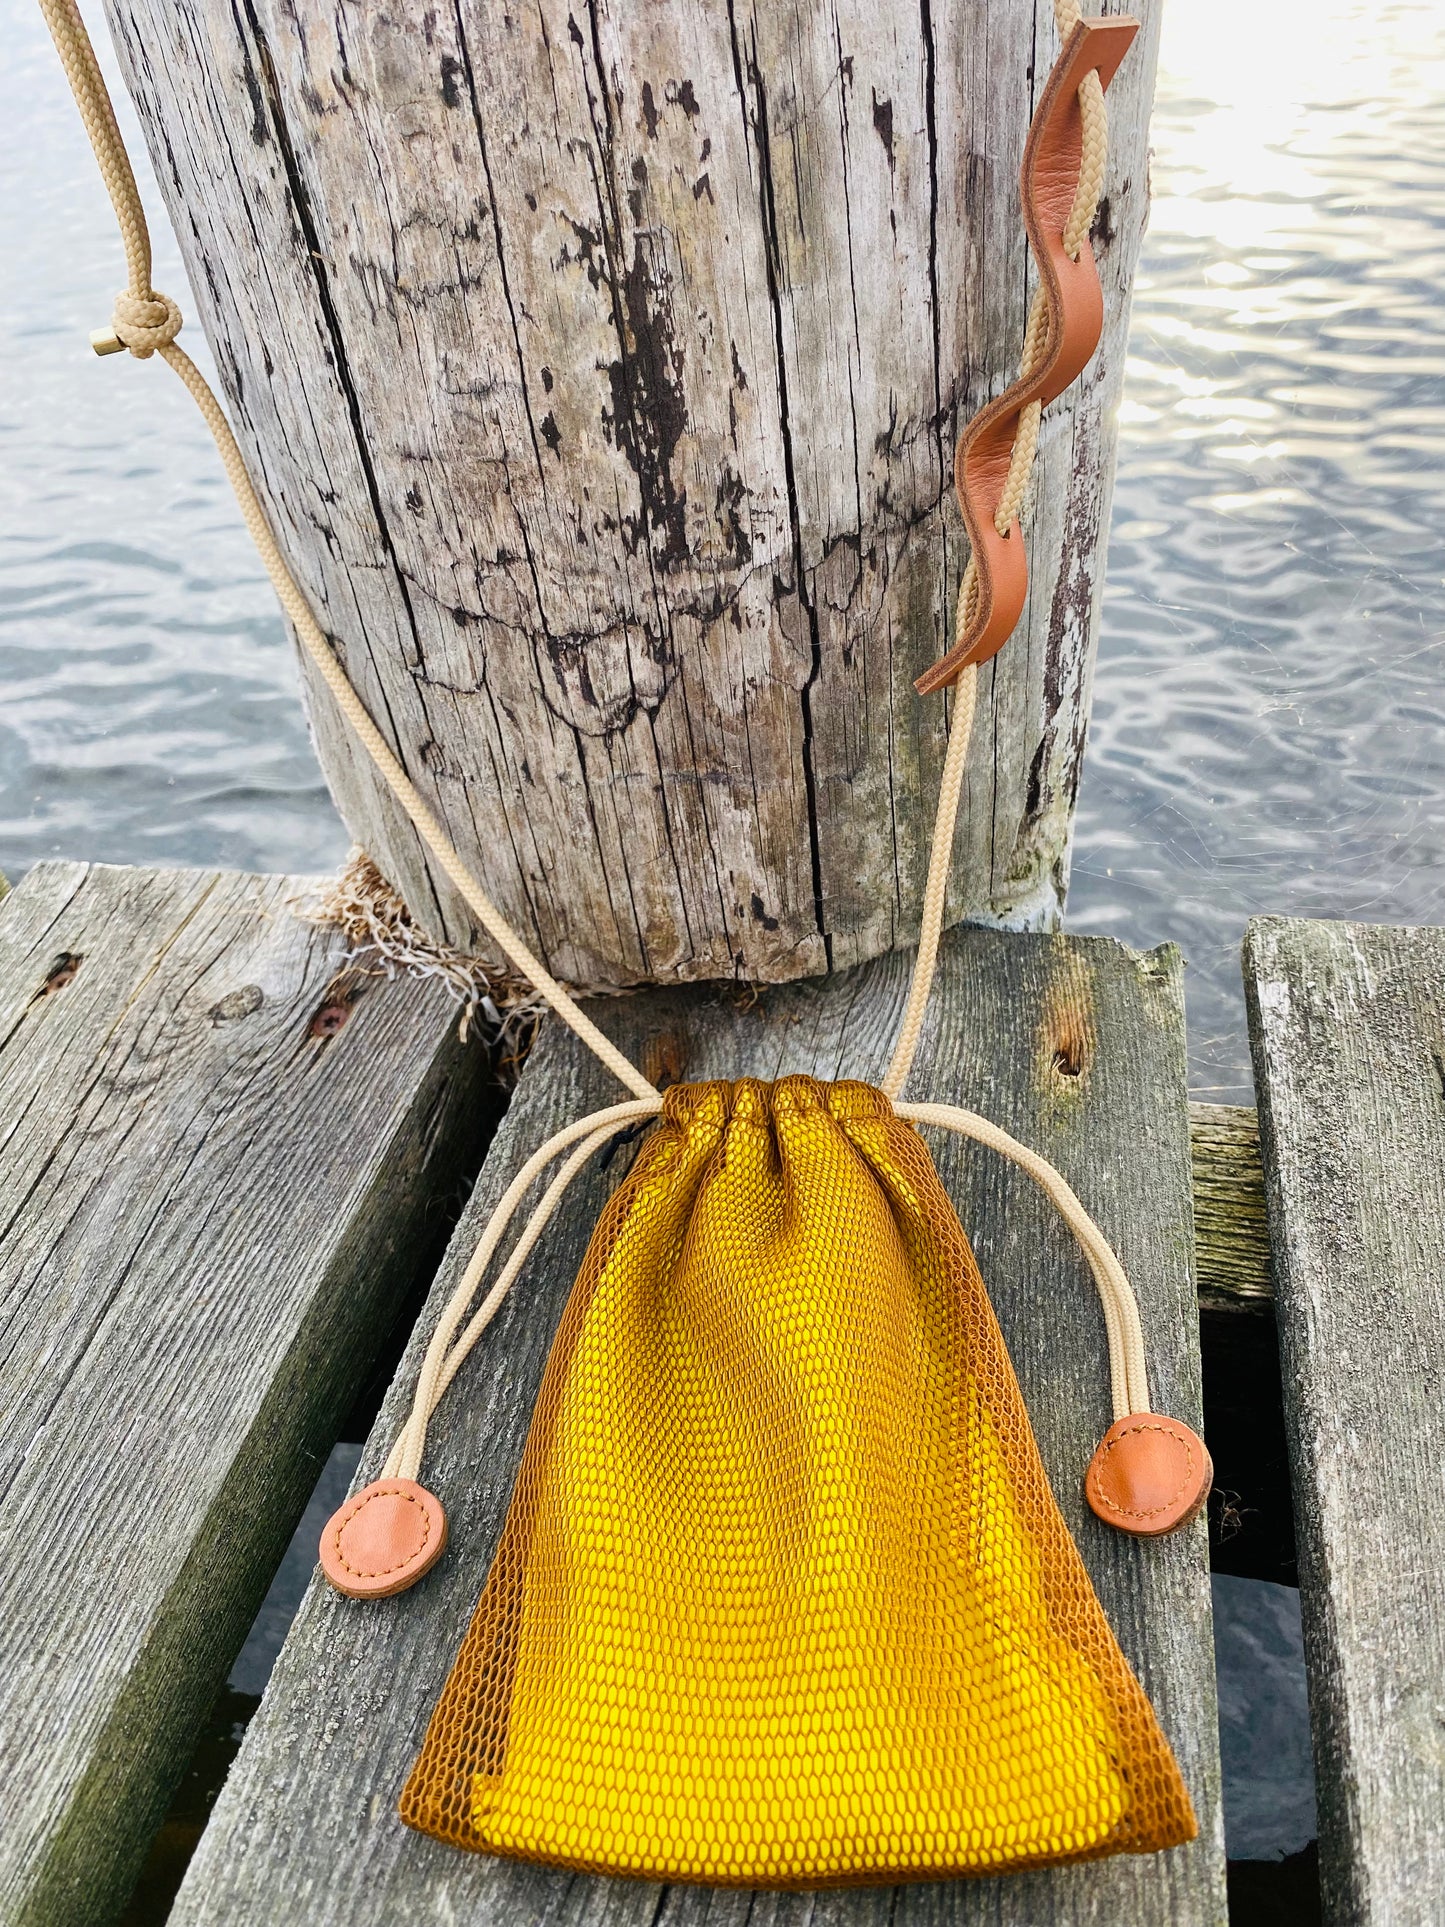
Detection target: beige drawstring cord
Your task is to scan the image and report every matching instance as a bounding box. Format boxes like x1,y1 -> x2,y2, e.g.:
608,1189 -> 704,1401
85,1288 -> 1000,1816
883,0 -> 1110,1101
39,0 -> 1103,1114
874,0 -> 1151,1427
894,1102 -> 1150,1421
40,0 -> 1158,1489
382,1081 -> 1150,1499
382,1099 -> 662,1484
881,652 -> 978,1100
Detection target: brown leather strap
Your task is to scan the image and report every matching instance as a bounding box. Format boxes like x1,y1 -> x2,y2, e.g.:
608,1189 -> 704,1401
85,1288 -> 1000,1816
916,16 -> 1139,695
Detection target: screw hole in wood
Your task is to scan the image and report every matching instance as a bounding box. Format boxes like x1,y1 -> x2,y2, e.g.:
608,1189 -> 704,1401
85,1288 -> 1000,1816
31,952 -> 82,1002
308,999 -> 354,1041
642,1028 -> 688,1091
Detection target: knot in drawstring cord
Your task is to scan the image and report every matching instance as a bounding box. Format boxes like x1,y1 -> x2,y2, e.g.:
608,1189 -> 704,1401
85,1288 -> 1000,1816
95,287 -> 183,358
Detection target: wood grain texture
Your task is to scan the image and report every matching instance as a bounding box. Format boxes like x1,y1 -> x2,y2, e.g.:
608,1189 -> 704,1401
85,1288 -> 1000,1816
0,862 -> 487,1927
1188,1103 -> 1273,1314
100,0 -> 1161,988
1245,917 -> 1445,1926
175,928 -> 1224,1926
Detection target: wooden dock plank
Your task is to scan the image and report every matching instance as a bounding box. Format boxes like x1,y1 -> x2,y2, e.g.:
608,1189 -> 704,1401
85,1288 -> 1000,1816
1188,1103 -> 1274,1313
0,862 -> 487,1927
175,929 -> 1225,1927
1244,916 -> 1445,1924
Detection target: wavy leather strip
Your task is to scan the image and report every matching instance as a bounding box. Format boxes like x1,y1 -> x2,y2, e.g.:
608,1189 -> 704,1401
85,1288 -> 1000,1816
916,16 -> 1139,696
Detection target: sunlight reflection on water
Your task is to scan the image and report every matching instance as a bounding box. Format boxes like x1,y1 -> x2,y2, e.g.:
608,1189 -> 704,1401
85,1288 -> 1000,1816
1069,0 -> 1445,1097
2,1 -> 1442,1100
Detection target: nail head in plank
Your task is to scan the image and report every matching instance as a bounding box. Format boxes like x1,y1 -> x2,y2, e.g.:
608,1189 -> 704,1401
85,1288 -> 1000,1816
175,928 -> 1224,1926
1245,915 -> 1445,1925
0,862 -> 487,1927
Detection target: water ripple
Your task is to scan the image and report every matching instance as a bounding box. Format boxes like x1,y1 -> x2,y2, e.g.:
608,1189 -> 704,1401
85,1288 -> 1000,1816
1070,0 -> 1445,1097
0,4 -> 346,885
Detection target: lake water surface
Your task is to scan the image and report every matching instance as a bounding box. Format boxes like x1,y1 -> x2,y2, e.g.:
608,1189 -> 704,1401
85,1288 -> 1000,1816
1069,0 -> 1445,1096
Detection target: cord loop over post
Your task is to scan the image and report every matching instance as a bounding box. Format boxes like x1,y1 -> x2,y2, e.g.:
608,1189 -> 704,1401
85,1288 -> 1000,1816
38,0 -> 1210,1573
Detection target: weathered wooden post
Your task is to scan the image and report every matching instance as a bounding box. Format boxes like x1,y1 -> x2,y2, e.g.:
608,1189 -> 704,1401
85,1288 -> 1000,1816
101,0 -> 1160,990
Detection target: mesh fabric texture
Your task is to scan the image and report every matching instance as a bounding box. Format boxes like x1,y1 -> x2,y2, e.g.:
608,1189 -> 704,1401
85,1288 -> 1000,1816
400,1077 -> 1196,1884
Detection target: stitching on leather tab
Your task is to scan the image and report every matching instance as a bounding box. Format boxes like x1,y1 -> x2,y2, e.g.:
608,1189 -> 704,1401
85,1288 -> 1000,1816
332,1486 -> 432,1578
1089,1422 -> 1194,1518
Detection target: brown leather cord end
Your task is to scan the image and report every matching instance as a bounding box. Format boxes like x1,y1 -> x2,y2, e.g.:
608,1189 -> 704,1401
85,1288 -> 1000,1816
1084,1414 -> 1213,1537
320,1478 -> 448,1599
917,15 -> 1140,695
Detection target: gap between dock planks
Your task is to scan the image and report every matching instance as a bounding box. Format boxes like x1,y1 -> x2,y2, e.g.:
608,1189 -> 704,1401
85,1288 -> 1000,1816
1187,1103 -> 1274,1314
1245,916 -> 1445,1926
174,928 -> 1226,1927
0,862 -> 487,1927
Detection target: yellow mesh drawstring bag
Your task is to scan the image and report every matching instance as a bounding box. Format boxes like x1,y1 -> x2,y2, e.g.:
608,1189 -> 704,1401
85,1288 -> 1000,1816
41,0 -> 1211,1890
379,1073 -> 1204,1882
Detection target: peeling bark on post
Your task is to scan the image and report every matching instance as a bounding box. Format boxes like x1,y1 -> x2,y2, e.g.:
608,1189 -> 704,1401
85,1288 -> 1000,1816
103,0 -> 1161,989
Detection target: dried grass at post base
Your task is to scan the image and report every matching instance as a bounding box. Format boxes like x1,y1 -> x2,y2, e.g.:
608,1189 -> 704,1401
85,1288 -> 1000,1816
292,849 -> 542,1076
